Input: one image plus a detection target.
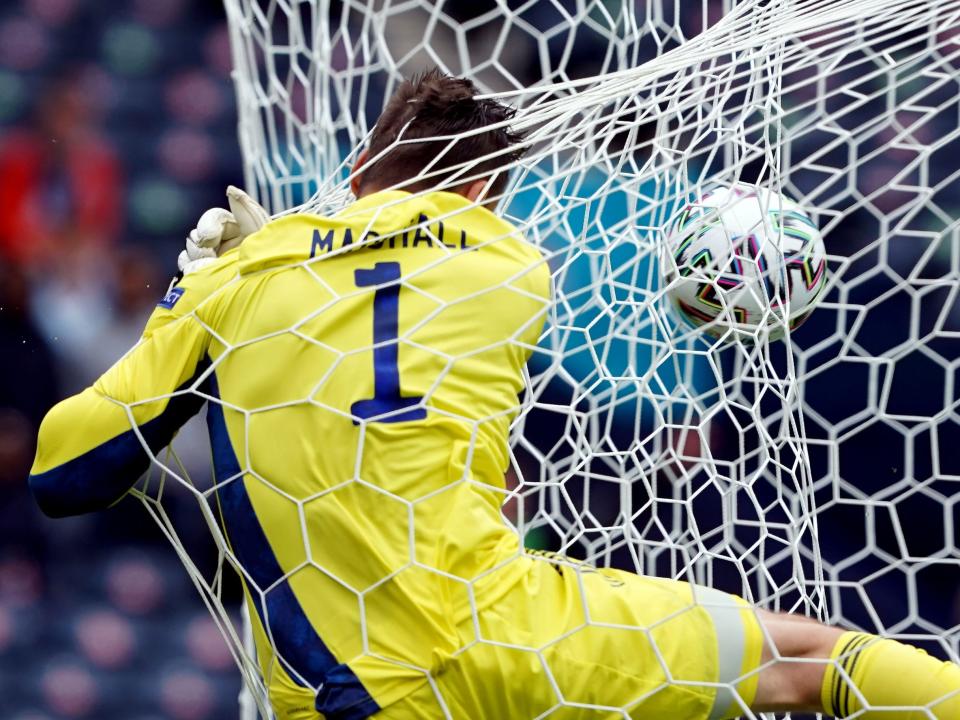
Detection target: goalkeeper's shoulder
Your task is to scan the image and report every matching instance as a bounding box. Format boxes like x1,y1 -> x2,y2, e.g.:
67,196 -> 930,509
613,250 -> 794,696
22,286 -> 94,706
484,211 -> 551,298
145,251 -> 240,336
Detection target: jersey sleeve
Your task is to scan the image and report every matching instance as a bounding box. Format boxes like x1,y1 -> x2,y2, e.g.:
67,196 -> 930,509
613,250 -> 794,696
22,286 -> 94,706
28,257 -> 236,518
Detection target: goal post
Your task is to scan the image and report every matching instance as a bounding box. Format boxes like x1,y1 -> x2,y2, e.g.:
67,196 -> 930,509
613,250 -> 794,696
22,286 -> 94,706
132,0 -> 960,717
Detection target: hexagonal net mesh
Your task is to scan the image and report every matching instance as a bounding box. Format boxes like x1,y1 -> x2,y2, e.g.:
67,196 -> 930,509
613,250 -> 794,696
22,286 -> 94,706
128,0 -> 960,718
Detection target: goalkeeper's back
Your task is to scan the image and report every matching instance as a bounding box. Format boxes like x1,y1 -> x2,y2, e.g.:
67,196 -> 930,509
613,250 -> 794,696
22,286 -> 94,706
30,68 -> 547,717
31,187 -> 550,715
212,189 -> 550,709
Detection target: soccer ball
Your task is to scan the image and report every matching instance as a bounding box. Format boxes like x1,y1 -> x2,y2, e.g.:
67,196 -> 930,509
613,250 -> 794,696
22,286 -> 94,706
663,183 -> 828,342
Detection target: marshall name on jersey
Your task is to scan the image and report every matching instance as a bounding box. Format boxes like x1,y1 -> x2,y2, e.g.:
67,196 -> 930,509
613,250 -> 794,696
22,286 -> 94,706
29,190 -> 554,718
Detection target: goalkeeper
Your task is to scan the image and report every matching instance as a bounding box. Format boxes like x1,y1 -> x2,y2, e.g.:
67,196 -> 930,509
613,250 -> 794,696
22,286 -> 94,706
29,70 -> 960,720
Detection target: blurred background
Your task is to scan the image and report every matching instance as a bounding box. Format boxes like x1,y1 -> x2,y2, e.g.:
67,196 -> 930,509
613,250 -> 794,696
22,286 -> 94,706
1,0 -> 958,718
0,1 -> 247,718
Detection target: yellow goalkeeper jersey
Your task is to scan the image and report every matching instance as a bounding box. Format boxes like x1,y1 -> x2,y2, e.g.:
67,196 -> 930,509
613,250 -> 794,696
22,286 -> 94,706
29,190 -> 551,719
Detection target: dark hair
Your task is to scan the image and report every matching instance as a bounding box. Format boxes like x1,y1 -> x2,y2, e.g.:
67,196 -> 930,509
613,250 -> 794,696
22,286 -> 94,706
358,69 -> 526,200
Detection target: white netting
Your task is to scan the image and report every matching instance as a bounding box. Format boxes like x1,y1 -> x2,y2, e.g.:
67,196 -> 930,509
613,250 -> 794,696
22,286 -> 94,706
125,0 -> 960,718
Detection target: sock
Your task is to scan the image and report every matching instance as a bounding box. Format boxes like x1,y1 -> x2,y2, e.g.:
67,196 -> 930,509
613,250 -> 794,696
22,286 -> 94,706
821,631 -> 960,719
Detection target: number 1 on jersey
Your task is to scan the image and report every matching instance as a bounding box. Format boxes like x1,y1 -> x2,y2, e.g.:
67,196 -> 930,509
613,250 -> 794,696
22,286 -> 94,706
351,262 -> 426,424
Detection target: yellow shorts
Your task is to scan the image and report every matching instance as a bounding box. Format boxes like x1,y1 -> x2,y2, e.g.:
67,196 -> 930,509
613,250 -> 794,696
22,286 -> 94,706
373,555 -> 765,720
266,555 -> 765,720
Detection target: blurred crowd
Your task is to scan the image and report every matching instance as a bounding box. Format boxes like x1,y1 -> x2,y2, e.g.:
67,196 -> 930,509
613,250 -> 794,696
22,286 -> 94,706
0,1 -> 246,718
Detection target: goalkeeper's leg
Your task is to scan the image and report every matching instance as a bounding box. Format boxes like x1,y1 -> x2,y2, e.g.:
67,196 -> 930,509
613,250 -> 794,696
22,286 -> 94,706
751,610 -> 960,719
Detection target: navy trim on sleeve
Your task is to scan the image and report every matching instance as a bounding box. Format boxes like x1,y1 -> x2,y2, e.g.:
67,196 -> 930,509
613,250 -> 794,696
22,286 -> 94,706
28,360 -> 211,518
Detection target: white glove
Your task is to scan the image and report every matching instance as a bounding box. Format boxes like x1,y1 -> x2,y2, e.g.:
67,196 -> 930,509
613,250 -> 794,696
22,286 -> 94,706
177,186 -> 269,275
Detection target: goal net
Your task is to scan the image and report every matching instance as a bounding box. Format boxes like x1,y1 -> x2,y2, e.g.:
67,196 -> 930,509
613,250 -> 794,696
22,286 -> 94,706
128,0 -> 960,717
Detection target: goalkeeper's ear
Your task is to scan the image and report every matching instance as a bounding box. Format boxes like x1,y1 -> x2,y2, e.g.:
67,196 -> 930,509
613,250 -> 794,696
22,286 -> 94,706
463,176 -> 498,210
351,149 -> 370,198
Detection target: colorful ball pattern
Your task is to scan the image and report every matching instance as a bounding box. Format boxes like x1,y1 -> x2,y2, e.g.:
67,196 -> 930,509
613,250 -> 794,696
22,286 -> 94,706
664,183 -> 828,341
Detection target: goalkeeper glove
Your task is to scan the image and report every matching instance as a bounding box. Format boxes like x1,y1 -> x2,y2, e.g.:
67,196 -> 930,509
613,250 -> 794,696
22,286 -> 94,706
177,185 -> 269,275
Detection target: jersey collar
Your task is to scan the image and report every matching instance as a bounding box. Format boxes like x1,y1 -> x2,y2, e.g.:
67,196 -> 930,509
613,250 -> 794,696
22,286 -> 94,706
337,189 -> 481,220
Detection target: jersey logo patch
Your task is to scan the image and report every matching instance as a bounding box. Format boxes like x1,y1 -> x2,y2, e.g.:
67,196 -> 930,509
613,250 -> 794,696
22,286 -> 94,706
158,286 -> 185,310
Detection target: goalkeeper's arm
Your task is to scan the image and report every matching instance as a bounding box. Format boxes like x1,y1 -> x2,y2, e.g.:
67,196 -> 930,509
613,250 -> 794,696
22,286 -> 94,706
29,187 -> 265,518
28,259 -> 233,518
